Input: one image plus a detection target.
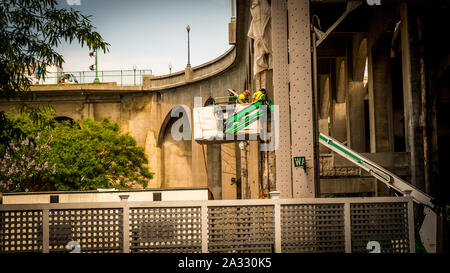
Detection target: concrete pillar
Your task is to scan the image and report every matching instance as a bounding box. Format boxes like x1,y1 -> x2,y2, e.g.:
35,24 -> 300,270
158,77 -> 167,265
367,35 -> 394,153
400,3 -> 425,190
367,34 -> 395,196
331,102 -> 347,143
221,143 -> 237,199
319,75 -> 331,120
346,81 -> 366,152
144,131 -> 161,189
82,102 -> 94,119
207,144 -> 222,200
319,118 -> 330,154
192,141 -> 208,189
248,141 -> 260,199
335,57 -> 347,103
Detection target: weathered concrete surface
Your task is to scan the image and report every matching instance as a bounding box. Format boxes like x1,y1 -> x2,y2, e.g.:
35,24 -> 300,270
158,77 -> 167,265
346,81 -> 367,152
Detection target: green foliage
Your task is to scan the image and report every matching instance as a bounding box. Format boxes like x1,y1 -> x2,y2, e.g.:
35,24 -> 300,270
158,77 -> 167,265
0,0 -> 110,99
0,105 -> 153,192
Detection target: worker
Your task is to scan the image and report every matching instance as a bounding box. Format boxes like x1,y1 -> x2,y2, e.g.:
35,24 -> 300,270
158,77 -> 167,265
252,88 -> 267,103
237,90 -> 251,104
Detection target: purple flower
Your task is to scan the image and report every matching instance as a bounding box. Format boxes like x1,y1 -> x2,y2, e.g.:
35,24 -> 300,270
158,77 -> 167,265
43,162 -> 48,169
21,138 -> 29,146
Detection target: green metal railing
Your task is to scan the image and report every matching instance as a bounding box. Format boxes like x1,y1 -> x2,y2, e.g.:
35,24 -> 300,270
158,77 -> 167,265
33,69 -> 152,86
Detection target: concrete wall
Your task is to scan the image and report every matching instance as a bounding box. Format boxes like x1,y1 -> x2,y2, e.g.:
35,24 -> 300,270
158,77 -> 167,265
2,188 -> 208,204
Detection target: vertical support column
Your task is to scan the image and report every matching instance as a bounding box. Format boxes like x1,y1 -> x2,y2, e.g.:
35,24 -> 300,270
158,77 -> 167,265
346,81 -> 366,152
42,209 -> 49,253
192,138 -> 208,189
407,198 -> 415,253
82,102 -> 95,120
332,57 -> 348,143
221,143 -> 237,199
248,141 -> 260,199
122,201 -> 130,253
400,3 -> 425,191
344,202 -> 352,253
287,0 -> 315,198
201,204 -> 209,253
274,202 -> 282,253
271,0 -> 292,198
367,38 -> 394,153
319,75 -> 331,154
207,144 -> 222,200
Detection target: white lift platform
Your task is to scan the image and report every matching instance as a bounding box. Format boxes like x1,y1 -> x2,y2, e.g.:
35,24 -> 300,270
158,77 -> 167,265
319,132 -> 438,253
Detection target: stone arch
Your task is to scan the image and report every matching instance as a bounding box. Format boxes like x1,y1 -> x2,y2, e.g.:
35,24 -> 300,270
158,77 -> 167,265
157,105 -> 193,188
54,116 -> 77,127
54,116 -> 74,123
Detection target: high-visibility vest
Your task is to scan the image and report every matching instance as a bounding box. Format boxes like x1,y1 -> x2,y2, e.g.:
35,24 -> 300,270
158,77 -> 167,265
237,93 -> 247,103
252,91 -> 265,103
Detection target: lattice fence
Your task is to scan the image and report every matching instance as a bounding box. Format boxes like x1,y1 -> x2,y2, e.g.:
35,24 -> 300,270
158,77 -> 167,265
350,202 -> 410,253
48,208 -> 123,253
281,204 -> 345,253
0,197 -> 414,253
0,210 -> 43,253
208,205 -> 275,253
129,207 -> 202,253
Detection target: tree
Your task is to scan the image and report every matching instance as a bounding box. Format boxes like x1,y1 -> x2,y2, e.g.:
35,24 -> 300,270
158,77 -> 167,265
0,106 -> 153,192
0,0 -> 109,149
0,0 -> 109,99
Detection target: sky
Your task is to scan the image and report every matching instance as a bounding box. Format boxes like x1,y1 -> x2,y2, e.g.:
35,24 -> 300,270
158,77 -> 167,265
56,0 -> 233,76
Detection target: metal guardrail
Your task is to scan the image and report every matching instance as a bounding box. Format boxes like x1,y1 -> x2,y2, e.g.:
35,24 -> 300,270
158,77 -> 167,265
0,197 -> 415,253
32,70 -> 153,86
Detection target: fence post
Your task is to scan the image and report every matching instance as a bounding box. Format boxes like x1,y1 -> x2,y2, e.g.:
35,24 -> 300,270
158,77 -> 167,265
344,202 -> 351,253
42,209 -> 49,253
274,202 -> 281,253
120,195 -> 130,253
407,197 -> 415,253
201,204 -> 208,253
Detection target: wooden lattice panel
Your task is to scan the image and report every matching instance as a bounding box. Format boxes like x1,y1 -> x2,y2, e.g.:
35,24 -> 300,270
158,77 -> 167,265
129,207 -> 202,253
350,202 -> 410,253
0,210 -> 43,253
208,206 -> 275,253
48,208 -> 123,253
281,204 -> 345,253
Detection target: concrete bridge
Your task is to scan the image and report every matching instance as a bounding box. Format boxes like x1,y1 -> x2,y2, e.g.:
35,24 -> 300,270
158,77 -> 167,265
1,0 -> 448,207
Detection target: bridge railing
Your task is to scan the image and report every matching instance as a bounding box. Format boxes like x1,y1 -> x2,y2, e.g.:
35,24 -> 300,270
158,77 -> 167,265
0,197 -> 415,253
31,69 -> 153,86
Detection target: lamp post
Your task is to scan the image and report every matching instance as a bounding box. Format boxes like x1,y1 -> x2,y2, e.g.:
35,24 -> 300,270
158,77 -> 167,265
89,50 -> 100,83
186,25 -> 191,67
133,64 -> 137,86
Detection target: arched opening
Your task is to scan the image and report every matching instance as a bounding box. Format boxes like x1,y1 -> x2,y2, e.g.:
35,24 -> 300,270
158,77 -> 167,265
54,116 -> 74,123
54,116 -> 77,127
157,107 -> 192,189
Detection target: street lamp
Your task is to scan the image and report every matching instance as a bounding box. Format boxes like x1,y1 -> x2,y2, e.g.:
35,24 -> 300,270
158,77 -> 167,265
169,63 -> 172,74
186,25 -> 191,67
133,64 -> 137,86
89,50 -> 100,83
